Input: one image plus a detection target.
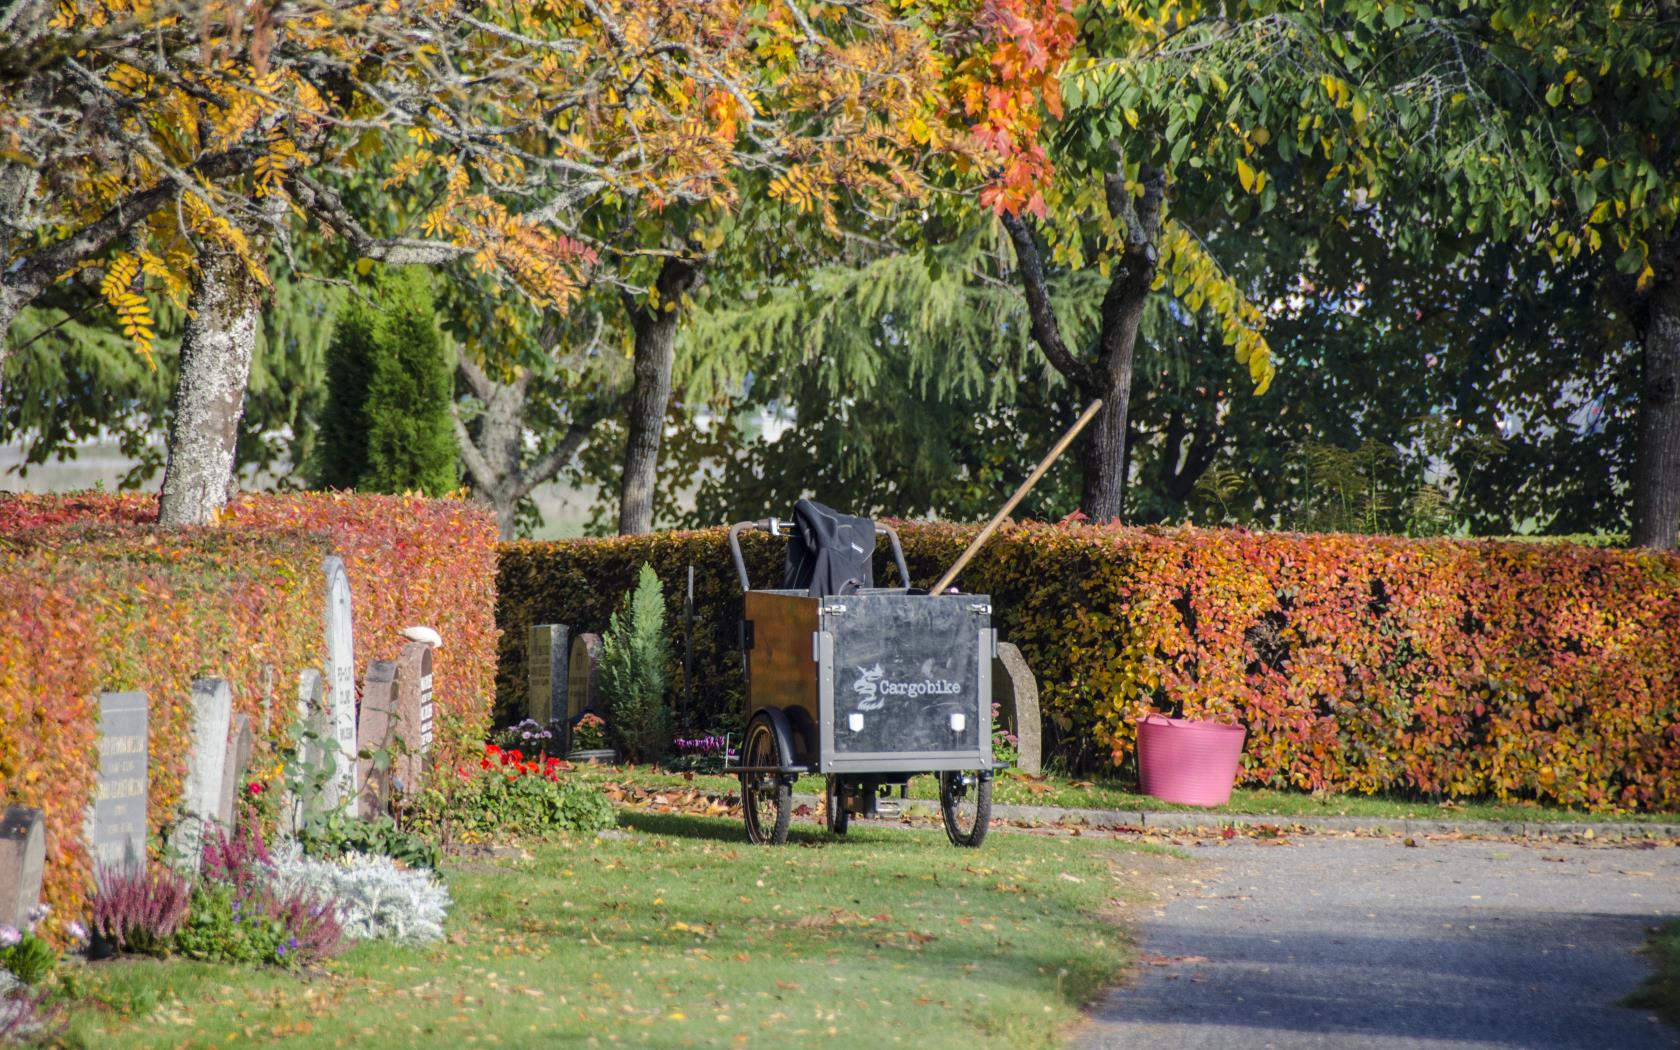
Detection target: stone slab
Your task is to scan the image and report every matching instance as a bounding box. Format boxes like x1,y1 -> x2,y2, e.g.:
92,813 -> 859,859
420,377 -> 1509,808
86,690 -> 148,871
322,555 -> 359,808
527,624 -> 570,729
992,642 -> 1042,775
0,806 -> 45,929
173,677 -> 232,868
355,660 -> 398,819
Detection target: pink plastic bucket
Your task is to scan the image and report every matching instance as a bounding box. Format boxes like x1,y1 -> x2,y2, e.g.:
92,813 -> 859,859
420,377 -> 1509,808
1136,714 -> 1246,807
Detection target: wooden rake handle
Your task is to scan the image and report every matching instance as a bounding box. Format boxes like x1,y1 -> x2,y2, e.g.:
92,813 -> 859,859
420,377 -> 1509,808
930,398 -> 1103,595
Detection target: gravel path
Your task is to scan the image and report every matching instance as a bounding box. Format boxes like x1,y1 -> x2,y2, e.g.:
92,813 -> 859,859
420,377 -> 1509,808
1073,836 -> 1680,1049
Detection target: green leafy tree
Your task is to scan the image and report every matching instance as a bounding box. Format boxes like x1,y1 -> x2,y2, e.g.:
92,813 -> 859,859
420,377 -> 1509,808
599,564 -> 671,763
314,269 -> 457,496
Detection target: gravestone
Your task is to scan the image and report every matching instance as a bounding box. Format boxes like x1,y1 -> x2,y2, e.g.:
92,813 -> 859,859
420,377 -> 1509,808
289,669 -> 325,832
385,642 -> 434,800
258,664 -> 276,736
215,714 -> 254,830
355,660 -> 399,818
173,678 -> 232,869
0,807 -> 45,929
86,690 -> 148,871
566,632 -> 602,722
992,642 -> 1042,775
527,624 -> 571,730
322,556 -> 359,810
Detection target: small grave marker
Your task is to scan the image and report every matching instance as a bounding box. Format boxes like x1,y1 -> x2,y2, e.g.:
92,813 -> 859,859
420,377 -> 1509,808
86,690 -> 148,871
289,669 -> 324,831
387,642 -> 434,800
0,807 -> 45,929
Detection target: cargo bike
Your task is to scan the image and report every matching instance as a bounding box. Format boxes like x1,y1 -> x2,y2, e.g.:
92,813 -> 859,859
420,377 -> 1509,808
723,501 -> 996,848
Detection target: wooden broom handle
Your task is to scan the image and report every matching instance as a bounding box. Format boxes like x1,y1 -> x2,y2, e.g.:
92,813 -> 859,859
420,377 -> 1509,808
930,398 -> 1103,595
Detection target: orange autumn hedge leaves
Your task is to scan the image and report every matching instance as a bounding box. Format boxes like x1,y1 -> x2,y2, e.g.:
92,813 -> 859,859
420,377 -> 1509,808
501,523 -> 1680,812
0,492 -> 499,933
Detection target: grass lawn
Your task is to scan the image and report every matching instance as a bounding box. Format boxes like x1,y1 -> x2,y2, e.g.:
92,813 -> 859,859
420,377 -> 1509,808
61,815 -> 1156,1049
574,765 -> 1680,825
1628,921 -> 1680,1028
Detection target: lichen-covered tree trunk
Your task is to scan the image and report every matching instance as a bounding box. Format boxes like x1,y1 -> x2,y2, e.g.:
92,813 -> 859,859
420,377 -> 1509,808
157,250 -> 260,526
1631,258 -> 1680,550
617,258 -> 698,536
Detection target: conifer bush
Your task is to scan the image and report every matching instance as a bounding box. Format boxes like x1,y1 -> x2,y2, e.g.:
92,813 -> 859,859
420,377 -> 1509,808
599,563 -> 671,763
314,268 -> 457,496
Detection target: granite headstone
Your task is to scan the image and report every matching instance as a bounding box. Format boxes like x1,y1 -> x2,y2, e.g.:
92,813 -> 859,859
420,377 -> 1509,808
566,632 -> 602,722
355,660 -> 399,818
322,555 -> 359,809
173,677 -> 232,868
527,624 -> 570,730
387,642 -> 434,800
215,713 -> 254,830
86,690 -> 148,871
992,642 -> 1042,775
0,806 -> 45,929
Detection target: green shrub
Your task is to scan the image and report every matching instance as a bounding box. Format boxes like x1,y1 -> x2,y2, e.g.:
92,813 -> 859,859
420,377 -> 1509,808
415,747 -> 616,838
313,268 -> 457,496
0,933 -> 56,985
599,563 -> 671,763
172,883 -> 293,967
297,812 -> 440,871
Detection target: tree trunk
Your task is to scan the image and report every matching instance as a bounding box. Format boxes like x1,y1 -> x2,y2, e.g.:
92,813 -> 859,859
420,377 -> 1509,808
157,250 -> 260,526
617,258 -> 699,535
452,358 -> 606,540
1631,257 -> 1680,550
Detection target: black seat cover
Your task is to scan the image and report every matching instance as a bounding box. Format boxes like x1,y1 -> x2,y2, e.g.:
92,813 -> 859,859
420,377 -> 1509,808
781,499 -> 875,597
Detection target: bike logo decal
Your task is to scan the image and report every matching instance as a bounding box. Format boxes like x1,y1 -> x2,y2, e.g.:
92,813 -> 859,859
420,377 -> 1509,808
851,664 -> 961,713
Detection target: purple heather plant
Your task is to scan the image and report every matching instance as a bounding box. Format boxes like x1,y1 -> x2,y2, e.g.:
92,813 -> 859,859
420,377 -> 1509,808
90,864 -> 193,957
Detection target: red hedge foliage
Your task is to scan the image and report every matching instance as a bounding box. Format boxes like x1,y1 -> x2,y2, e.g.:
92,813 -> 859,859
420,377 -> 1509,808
498,522 -> 1680,812
0,525 -> 322,937
0,492 -> 500,933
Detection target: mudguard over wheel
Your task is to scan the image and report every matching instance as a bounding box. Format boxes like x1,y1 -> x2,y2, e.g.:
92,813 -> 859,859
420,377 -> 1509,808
742,715 -> 792,845
938,771 -> 992,848
825,775 -> 849,836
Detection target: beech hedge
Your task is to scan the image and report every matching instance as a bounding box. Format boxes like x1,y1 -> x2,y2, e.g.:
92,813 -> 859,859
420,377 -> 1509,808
0,492 -> 500,934
498,523 -> 1680,812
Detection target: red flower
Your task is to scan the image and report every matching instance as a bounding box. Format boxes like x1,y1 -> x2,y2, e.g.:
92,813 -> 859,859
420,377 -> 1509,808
508,748 -> 524,763
247,781 -> 265,796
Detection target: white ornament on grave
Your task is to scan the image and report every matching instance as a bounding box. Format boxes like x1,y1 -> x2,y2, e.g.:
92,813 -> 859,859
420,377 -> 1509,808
85,691 -> 149,872
322,555 -> 360,808
173,678 -> 232,869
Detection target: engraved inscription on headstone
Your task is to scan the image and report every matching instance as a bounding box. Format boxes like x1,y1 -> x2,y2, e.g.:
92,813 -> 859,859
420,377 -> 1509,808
0,806 -> 45,929
419,660 -> 435,755
215,714 -> 254,829
173,678 -> 232,869
527,624 -> 570,726
86,690 -> 148,871
355,660 -> 398,819
322,556 -> 359,807
566,632 -> 602,722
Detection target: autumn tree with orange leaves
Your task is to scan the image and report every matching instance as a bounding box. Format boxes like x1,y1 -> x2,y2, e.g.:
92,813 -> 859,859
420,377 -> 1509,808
1,0 -> 956,527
